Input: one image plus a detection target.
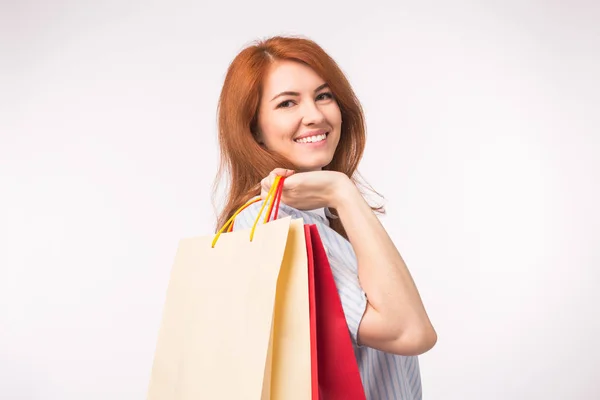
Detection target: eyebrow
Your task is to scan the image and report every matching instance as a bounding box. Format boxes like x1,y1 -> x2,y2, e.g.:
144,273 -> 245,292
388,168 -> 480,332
270,83 -> 330,102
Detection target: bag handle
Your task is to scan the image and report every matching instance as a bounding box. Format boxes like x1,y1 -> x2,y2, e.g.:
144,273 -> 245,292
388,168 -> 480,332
225,175 -> 284,233
211,176 -> 285,248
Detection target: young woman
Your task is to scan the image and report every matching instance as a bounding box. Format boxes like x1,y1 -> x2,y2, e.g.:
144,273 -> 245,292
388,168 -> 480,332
213,35 -> 437,400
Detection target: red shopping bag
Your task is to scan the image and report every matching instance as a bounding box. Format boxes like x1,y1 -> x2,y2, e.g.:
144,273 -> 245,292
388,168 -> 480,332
305,224 -> 367,400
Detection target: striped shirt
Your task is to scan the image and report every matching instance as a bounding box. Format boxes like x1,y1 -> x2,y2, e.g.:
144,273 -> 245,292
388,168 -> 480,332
233,201 -> 423,400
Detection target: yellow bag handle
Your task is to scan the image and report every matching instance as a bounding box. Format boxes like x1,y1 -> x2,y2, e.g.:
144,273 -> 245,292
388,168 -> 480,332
212,176 -> 283,248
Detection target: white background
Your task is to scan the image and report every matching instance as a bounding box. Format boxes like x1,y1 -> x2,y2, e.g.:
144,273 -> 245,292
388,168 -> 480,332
1,0 -> 599,399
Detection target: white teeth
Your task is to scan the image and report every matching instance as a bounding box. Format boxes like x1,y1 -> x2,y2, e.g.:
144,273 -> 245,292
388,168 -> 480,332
295,133 -> 327,144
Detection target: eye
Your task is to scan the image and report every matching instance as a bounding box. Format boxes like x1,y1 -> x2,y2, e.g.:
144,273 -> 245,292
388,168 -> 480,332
316,92 -> 334,101
276,100 -> 295,109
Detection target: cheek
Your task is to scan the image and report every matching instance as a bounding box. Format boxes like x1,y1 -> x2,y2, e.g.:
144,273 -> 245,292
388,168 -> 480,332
264,116 -> 298,143
324,105 -> 342,127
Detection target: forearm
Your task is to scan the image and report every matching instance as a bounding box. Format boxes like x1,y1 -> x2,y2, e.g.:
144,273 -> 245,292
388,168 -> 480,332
329,177 -> 436,354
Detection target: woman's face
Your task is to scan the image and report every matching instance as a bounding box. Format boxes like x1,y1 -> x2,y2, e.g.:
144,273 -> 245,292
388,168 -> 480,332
256,60 -> 342,172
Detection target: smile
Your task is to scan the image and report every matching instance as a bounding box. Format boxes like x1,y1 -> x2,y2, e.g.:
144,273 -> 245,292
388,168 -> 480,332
294,133 -> 328,144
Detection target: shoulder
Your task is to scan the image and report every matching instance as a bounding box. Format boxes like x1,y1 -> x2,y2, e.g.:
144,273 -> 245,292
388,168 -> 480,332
232,200 -> 302,232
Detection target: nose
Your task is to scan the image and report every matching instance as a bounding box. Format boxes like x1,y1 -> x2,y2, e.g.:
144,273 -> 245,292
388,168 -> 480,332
301,101 -> 326,126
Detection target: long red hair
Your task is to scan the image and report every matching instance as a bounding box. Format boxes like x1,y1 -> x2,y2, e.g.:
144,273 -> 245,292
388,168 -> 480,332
212,35 -> 383,239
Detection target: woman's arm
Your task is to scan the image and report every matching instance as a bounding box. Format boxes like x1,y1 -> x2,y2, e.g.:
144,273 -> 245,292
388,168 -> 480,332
329,175 -> 437,356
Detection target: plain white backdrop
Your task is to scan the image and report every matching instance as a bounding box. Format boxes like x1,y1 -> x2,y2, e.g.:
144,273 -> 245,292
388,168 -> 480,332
1,0 -> 599,399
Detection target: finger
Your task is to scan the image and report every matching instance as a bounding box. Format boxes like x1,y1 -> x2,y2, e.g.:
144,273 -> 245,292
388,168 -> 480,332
261,177 -> 277,202
261,169 -> 292,196
261,176 -> 271,191
268,172 -> 280,188
260,187 -> 269,200
266,172 -> 281,192
271,168 -> 295,178
260,177 -> 279,201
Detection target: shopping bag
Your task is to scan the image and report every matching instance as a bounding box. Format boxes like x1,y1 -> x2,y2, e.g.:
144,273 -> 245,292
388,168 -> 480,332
305,224 -> 367,400
262,218 -> 311,399
305,226 -> 320,400
147,177 -> 311,399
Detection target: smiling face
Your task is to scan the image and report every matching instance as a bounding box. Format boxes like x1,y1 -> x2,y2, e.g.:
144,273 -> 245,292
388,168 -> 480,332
255,60 -> 342,172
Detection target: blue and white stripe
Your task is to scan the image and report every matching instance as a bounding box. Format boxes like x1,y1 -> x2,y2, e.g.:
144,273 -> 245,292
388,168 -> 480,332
232,201 -> 423,400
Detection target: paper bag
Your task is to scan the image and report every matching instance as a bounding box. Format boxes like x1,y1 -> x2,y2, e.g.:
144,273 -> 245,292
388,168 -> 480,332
147,176 -> 311,399
262,219 -> 311,400
305,224 -> 367,399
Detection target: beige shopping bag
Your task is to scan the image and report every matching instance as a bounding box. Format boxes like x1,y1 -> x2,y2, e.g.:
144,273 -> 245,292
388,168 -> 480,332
147,177 -> 311,399
262,218 -> 311,400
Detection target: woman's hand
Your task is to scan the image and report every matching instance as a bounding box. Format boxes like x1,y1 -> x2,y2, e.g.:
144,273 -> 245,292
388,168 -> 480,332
260,168 -> 351,210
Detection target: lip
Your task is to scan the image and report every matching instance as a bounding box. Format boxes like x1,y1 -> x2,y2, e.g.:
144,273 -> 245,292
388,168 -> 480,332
293,129 -> 329,141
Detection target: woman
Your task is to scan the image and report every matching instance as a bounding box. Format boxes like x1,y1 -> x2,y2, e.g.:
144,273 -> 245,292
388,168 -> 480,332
213,35 -> 437,400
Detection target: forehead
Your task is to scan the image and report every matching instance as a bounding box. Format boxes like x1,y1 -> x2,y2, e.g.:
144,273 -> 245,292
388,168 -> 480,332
262,60 -> 325,95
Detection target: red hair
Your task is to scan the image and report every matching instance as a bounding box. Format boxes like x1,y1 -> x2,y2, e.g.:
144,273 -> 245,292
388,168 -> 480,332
212,35 -> 383,239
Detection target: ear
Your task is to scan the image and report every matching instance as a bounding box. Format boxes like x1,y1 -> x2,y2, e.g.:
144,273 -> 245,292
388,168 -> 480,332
253,129 -> 265,146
